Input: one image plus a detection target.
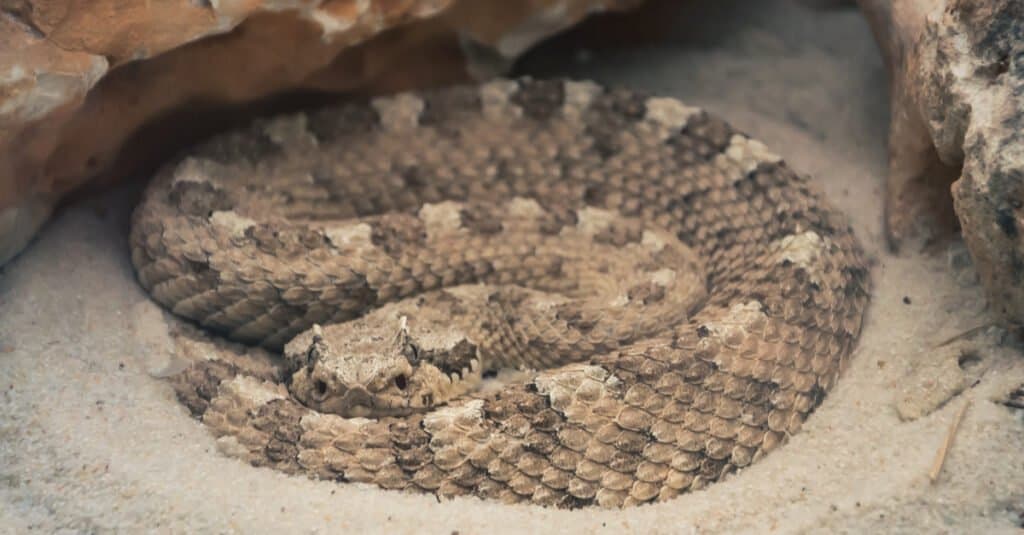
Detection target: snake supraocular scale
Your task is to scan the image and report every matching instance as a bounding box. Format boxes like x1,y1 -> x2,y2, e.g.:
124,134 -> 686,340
130,77 -> 870,509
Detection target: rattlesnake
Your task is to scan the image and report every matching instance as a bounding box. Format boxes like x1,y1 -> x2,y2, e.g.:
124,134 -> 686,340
130,78 -> 870,508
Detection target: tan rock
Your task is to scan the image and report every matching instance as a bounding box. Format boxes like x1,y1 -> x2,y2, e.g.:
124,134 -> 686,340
858,0 -> 1024,329
0,0 -> 644,264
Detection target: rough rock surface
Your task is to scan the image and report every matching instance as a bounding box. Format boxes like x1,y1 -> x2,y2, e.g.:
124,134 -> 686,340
0,0 -> 643,265
858,0 -> 1024,329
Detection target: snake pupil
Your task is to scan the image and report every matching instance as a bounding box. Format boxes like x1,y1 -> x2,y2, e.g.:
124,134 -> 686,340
314,380 -> 327,397
394,374 -> 408,390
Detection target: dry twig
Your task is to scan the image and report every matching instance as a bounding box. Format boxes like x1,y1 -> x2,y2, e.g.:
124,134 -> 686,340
929,399 -> 971,484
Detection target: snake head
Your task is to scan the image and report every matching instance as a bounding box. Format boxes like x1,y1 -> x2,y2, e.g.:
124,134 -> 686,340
284,316 -> 480,418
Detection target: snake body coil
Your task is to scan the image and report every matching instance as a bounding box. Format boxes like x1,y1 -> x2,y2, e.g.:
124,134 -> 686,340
130,78 -> 869,508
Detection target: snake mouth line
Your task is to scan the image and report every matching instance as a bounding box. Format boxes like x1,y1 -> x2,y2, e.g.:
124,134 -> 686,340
296,394 -> 424,418
322,403 -> 420,419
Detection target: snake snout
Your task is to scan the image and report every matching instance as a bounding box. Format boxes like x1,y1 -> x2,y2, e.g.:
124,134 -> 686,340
302,371 -> 377,415
341,385 -> 373,408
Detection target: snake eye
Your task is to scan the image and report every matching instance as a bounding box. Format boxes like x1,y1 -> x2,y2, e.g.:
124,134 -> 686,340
394,374 -> 408,390
314,379 -> 328,398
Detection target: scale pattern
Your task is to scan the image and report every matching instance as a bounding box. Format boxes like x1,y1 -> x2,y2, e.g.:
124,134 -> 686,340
130,78 -> 870,508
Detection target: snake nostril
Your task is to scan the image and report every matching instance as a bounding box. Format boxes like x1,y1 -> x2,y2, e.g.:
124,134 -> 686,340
394,374 -> 408,390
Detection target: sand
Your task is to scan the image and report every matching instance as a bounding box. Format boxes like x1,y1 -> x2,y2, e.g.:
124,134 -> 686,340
1,1 -> 1022,533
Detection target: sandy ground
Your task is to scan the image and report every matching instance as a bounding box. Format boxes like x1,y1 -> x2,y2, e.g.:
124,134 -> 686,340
2,1 -> 1023,533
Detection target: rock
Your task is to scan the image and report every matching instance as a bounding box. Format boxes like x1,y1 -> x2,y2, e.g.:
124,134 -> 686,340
0,0 -> 645,265
858,0 -> 1024,329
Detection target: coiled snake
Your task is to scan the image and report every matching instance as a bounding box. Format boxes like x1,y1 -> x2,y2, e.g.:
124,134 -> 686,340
130,78 -> 870,508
